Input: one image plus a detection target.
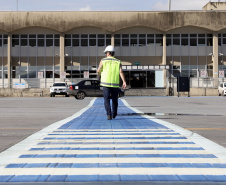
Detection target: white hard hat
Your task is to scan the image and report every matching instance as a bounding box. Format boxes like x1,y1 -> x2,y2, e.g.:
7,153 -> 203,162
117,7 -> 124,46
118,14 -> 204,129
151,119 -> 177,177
103,45 -> 115,53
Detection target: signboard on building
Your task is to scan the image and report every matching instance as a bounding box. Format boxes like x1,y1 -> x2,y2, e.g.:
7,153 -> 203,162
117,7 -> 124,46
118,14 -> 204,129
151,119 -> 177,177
38,72 -> 43,79
84,71 -> 89,78
219,70 -> 224,78
200,70 -> 207,78
60,72 -> 66,79
134,62 -> 140,65
13,83 -> 26,89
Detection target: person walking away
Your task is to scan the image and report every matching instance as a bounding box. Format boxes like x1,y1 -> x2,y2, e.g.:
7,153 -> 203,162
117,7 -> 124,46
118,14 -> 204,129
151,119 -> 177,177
97,45 -> 127,120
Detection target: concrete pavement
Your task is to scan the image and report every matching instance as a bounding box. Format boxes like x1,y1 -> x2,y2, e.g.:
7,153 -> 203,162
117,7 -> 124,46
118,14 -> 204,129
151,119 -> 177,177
0,96 -> 226,184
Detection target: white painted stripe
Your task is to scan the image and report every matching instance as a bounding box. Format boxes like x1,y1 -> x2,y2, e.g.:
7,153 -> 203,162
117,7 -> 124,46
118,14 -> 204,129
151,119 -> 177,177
121,99 -> 226,162
0,98 -> 96,169
34,144 -> 198,148
41,139 -> 190,143
24,150 -> 211,155
10,158 -> 223,164
2,168 -> 226,176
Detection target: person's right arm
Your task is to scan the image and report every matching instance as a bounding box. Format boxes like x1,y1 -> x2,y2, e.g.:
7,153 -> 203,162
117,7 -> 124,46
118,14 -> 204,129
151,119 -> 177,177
120,65 -> 127,89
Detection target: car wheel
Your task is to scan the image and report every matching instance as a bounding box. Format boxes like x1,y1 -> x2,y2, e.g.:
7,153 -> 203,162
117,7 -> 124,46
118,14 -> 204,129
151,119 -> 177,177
65,95 -> 69,97
218,91 -> 221,96
74,95 -> 78,99
77,92 -> 85,100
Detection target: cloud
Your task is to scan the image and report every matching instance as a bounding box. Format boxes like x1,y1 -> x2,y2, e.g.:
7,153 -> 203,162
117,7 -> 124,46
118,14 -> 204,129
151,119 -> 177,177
79,5 -> 91,11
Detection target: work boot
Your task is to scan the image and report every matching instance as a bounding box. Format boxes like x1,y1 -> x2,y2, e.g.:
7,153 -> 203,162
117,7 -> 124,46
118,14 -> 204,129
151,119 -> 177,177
112,115 -> 117,119
107,115 -> 112,120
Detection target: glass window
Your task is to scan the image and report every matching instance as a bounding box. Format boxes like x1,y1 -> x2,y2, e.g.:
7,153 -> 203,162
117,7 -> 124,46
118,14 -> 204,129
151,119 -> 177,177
65,39 -> 71,47
72,34 -> 79,38
54,38 -> 60,47
38,34 -> 45,38
115,38 -> 121,47
98,34 -> 104,38
198,38 -> 205,46
89,39 -> 96,46
21,39 -> 28,46
114,34 -> 120,38
46,34 -> 53,38
207,38 -> 213,46
106,38 -> 111,46
156,39 -> 163,46
29,39 -> 36,47
65,34 -> 71,38
122,34 -> 129,38
190,38 -> 197,46
81,39 -> 88,47
38,39 -> 45,47
223,38 -> 226,45
12,38 -> 19,47
72,39 -> 79,47
29,34 -> 36,38
46,39 -> 53,47
139,39 -> 146,46
173,38 -> 180,45
98,39 -> 105,46
181,38 -> 188,46
89,34 -> 96,38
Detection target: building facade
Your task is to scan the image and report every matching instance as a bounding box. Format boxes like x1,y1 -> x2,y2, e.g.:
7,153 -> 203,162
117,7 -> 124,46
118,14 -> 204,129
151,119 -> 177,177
0,9 -> 226,89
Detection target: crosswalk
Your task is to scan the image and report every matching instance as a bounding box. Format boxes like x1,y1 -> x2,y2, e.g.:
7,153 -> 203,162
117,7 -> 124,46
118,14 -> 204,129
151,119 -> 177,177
0,98 -> 226,183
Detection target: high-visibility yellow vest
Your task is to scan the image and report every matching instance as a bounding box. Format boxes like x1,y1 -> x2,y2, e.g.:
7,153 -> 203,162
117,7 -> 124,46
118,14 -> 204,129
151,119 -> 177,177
100,57 -> 121,88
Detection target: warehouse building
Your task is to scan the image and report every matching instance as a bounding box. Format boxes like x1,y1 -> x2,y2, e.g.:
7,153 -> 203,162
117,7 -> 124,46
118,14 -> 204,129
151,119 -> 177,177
0,2 -> 226,91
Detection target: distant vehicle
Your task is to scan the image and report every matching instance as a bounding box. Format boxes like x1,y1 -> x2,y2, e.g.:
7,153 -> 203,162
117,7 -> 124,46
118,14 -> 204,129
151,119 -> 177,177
50,82 -> 68,97
218,82 -> 226,96
67,80 -> 124,100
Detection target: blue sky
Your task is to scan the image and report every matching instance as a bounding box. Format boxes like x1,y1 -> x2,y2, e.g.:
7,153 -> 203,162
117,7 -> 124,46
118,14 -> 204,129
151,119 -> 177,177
0,0 -> 212,11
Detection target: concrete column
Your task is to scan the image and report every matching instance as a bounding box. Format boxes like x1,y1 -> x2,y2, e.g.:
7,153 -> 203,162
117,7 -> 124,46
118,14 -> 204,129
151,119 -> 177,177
111,34 -> 114,46
212,33 -> 219,82
60,33 -> 65,80
7,34 -> 11,88
162,33 -> 167,88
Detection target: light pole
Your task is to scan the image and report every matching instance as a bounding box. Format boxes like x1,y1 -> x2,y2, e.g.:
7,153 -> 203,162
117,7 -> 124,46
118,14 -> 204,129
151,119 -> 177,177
17,0 -> 18,11
168,0 -> 171,10
219,53 -> 224,70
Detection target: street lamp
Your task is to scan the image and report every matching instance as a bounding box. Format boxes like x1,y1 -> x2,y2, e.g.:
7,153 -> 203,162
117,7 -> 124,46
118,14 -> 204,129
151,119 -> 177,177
168,0 -> 171,10
219,53 -> 224,70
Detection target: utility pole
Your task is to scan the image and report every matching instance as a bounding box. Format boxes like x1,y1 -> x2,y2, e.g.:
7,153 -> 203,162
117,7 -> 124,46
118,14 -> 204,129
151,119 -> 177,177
168,0 -> 171,10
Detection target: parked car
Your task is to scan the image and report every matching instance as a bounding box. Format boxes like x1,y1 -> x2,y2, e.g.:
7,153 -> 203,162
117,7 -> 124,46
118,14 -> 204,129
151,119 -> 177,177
218,82 -> 226,96
50,82 -> 69,97
67,80 -> 124,100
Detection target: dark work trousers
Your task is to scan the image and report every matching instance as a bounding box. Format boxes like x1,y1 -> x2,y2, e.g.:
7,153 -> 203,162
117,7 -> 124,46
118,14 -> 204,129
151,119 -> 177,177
103,86 -> 119,117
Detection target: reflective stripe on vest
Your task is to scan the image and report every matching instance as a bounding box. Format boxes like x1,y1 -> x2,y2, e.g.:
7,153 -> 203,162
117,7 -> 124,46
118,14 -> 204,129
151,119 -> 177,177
100,57 -> 120,88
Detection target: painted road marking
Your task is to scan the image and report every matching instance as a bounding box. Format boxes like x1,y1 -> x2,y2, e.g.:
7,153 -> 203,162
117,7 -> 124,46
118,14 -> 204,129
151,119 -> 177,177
0,98 -> 226,183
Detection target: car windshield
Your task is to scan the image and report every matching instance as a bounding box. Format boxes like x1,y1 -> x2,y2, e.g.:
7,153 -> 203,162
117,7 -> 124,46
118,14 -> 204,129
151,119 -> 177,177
224,84 -> 226,87
53,83 -> 66,87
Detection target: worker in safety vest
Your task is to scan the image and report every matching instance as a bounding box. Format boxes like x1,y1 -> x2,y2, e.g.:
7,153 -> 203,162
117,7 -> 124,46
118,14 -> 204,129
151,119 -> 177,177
97,45 -> 127,120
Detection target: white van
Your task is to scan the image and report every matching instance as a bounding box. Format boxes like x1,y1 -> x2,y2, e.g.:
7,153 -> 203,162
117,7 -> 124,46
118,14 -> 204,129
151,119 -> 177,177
218,82 -> 226,96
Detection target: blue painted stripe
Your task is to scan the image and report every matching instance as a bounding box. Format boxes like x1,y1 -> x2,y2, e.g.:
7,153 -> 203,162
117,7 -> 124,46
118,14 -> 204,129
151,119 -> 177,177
43,137 -> 187,140
1,175 -> 226,182
6,163 -> 226,168
30,147 -> 204,151
19,154 -> 217,158
38,141 -> 195,145
49,133 -> 181,136
53,130 -> 175,133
